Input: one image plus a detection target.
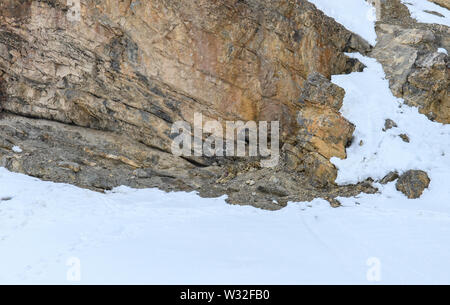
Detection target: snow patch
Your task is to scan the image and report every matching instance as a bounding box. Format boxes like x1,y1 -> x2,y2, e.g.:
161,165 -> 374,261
331,54 -> 450,187
438,48 -> 448,55
308,0 -> 377,45
401,0 -> 450,26
12,146 -> 22,153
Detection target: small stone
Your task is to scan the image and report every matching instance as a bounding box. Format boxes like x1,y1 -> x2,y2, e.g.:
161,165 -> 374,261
246,180 -> 255,186
57,161 -> 81,173
396,170 -> 430,199
423,10 -> 444,18
359,140 -> 364,146
326,197 -> 341,208
383,119 -> 398,131
399,134 -> 410,143
257,185 -> 288,197
303,152 -> 337,187
380,171 -> 399,184
426,112 -> 437,121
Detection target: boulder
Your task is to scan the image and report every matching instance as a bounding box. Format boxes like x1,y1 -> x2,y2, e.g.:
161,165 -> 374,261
396,170 -> 431,199
303,152 -> 338,187
383,119 -> 398,131
296,106 -> 355,160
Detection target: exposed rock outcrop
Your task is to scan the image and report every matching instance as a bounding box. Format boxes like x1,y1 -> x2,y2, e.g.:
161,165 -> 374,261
285,72 -> 355,187
372,0 -> 450,123
0,0 -> 376,208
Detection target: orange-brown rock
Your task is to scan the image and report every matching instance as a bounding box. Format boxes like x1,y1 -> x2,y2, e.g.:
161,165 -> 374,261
303,152 -> 338,187
296,105 -> 354,160
428,0 -> 450,10
0,0 -> 373,207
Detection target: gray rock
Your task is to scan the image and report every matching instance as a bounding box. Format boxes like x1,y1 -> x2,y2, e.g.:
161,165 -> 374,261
383,119 -> 398,131
399,134 -> 410,143
326,197 -> 342,208
396,170 -> 430,199
380,171 -> 399,184
380,172 -> 400,184
257,185 -> 289,197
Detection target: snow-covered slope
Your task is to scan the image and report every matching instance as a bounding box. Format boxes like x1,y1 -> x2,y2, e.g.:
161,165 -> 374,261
402,0 -> 450,26
1,168 -> 450,284
308,0 -> 377,45
331,54 -> 450,189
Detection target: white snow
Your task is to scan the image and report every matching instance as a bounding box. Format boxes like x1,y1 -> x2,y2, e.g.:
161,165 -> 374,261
438,47 -> 448,55
401,0 -> 450,26
331,54 -> 450,187
12,146 -> 22,153
308,0 -> 377,45
1,168 -> 450,284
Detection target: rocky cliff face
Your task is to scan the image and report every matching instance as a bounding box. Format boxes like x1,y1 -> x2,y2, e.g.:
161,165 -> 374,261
0,0 -> 375,208
4,0 -> 442,209
0,0 -> 370,141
